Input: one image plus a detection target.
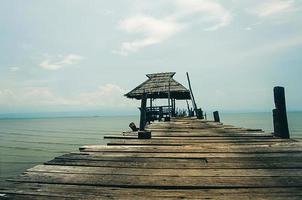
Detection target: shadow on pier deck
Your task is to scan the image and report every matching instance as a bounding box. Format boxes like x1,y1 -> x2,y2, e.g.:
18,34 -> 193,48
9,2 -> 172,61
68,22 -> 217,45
1,117 -> 302,199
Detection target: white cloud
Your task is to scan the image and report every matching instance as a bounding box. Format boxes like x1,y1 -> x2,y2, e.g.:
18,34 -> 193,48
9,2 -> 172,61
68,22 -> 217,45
22,87 -> 76,105
0,89 -> 15,104
0,84 -> 134,108
79,84 -> 133,107
0,87 -> 77,106
40,54 -> 84,70
115,0 -> 232,55
173,0 -> 232,31
249,0 -> 294,17
9,67 -> 20,72
237,34 -> 302,60
115,15 -> 183,55
256,35 -> 302,53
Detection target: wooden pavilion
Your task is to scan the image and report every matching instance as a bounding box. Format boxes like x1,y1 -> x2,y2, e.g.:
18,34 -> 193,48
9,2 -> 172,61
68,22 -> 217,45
125,72 -> 191,123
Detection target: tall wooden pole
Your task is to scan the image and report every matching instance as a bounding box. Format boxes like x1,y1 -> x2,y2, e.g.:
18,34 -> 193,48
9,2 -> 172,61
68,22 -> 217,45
139,93 -> 147,131
186,72 -> 198,115
273,86 -> 290,139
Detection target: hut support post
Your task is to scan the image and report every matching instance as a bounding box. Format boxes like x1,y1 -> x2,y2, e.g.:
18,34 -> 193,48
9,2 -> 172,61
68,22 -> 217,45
172,99 -> 176,117
273,86 -> 290,139
139,93 -> 147,131
168,77 -> 171,117
159,106 -> 163,121
149,98 -> 153,122
186,100 -> 190,117
213,111 -> 220,123
138,93 -> 151,139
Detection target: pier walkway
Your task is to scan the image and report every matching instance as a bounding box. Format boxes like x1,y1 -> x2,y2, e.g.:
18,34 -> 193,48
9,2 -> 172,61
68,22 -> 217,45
1,118 -> 302,199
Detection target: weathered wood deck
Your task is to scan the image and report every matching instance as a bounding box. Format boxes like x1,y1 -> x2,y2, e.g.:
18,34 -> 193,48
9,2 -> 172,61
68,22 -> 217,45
1,118 -> 302,199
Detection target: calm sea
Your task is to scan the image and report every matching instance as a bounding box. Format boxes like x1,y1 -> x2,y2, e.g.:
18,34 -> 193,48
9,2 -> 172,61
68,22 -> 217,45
0,112 -> 301,185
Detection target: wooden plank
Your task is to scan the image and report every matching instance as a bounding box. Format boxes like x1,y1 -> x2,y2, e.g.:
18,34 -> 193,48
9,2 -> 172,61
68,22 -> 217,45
79,144 -> 302,153
3,183 -> 302,195
104,135 -> 277,140
106,139 -> 293,146
0,194 -> 75,200
10,172 -> 302,188
46,157 -> 302,169
56,152 -> 302,162
56,151 -> 302,158
147,126 -> 263,132
143,131 -> 270,137
4,193 -> 301,200
2,183 -> 302,200
146,126 -> 263,132
46,158 -> 209,169
28,165 -> 302,177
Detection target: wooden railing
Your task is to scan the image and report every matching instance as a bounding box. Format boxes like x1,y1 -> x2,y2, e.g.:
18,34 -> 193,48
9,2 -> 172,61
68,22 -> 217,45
146,106 -> 172,121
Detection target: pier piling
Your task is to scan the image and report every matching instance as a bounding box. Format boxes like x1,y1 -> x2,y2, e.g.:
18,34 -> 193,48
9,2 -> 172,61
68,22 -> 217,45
213,111 -> 220,122
273,86 -> 290,138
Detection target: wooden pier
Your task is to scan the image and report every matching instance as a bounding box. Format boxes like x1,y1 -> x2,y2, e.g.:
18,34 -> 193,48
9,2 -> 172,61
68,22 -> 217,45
1,117 -> 302,199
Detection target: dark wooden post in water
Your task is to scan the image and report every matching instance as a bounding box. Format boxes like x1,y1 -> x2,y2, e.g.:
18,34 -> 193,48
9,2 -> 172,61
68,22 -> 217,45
213,111 -> 220,122
273,86 -> 290,139
138,93 -> 151,139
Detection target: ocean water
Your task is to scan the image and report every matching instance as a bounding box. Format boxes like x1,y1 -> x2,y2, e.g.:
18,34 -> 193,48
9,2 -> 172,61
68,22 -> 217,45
0,112 -> 301,185
220,112 -> 302,138
0,116 -> 139,185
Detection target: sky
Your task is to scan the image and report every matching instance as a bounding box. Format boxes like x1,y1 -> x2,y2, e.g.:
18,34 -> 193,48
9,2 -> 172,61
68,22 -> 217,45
0,0 -> 302,115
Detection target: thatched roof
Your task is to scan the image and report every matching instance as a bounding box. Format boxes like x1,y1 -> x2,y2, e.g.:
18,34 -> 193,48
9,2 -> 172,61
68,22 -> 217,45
125,72 -> 191,100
